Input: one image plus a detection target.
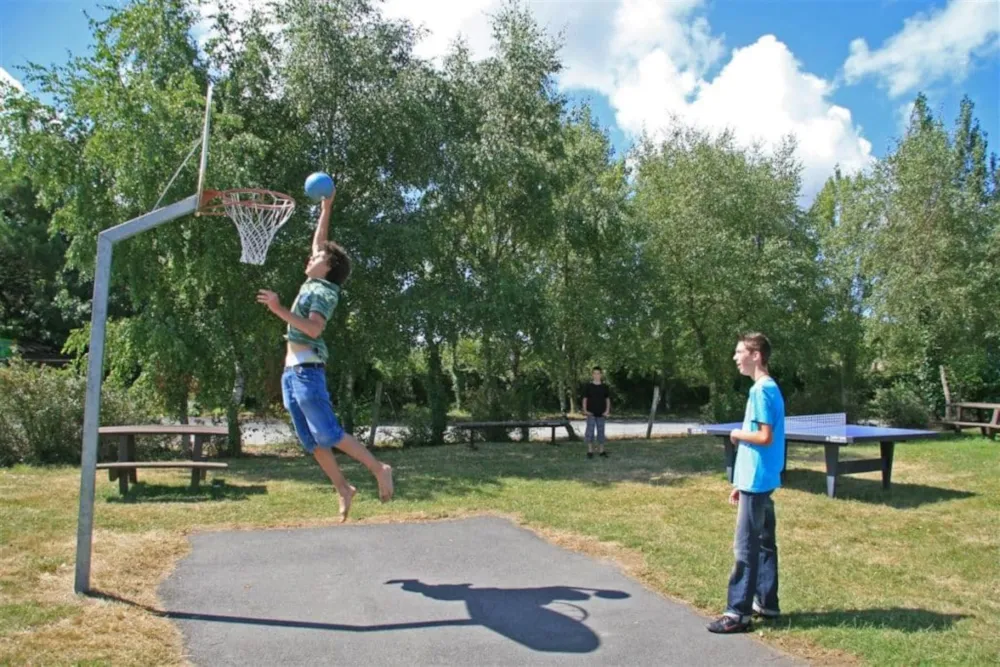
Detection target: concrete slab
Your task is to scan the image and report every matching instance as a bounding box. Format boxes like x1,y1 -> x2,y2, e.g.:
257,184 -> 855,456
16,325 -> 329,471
158,516 -> 801,666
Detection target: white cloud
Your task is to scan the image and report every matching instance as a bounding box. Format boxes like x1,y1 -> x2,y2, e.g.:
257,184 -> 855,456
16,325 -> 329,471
381,0 -> 872,203
382,0 -> 496,62
617,35 -> 873,202
896,100 -> 917,137
844,0 -> 1000,97
0,66 -> 24,93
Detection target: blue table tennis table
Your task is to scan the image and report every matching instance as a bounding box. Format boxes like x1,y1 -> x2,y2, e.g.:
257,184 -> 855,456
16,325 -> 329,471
688,413 -> 939,498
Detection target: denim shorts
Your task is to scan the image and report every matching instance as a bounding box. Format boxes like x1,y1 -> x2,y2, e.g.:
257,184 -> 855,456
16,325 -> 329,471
281,365 -> 345,453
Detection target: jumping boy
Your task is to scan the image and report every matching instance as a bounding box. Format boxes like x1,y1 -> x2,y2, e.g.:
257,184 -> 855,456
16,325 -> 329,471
256,191 -> 393,522
707,332 -> 785,633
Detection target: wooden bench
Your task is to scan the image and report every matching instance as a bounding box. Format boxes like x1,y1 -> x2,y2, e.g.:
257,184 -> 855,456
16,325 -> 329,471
452,419 -> 575,449
98,425 -> 229,494
939,367 -> 1000,440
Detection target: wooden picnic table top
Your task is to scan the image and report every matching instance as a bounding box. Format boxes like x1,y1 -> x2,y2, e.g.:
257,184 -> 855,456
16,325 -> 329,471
96,461 -> 229,469
98,425 -> 229,436
951,401 -> 1000,410
454,419 -> 570,428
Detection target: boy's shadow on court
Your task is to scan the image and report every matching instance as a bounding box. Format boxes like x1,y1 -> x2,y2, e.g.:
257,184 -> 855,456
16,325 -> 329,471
385,579 -> 630,653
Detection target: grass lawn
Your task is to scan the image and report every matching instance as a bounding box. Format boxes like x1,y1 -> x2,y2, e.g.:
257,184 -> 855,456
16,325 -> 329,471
1,432 -> 997,665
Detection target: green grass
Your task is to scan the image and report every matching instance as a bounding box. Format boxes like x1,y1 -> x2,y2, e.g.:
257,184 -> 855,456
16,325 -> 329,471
1,433 -> 998,665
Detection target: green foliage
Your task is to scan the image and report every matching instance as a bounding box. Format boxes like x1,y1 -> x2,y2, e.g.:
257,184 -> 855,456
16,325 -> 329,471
2,0 -> 996,433
861,95 -> 999,400
698,391 -> 746,424
399,404 -> 436,448
871,381 -> 930,428
0,359 -> 155,466
632,126 -> 827,409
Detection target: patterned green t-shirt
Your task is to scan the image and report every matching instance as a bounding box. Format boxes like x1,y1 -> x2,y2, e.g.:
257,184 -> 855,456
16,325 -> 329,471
285,278 -> 340,362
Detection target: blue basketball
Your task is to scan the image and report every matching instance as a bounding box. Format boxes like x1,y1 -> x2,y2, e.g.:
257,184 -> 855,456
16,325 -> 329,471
305,172 -> 335,201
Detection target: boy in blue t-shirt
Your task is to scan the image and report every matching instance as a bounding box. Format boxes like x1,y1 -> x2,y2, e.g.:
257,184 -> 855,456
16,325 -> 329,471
707,332 -> 785,634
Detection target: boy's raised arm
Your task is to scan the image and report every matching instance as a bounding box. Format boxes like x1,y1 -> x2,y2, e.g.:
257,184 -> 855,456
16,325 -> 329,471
312,194 -> 334,254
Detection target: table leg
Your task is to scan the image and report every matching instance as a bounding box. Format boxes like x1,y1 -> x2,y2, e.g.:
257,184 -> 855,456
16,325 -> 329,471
127,434 -> 137,483
823,443 -> 839,498
191,434 -> 203,489
723,437 -> 735,483
117,435 -> 129,495
781,436 -> 789,483
103,434 -> 118,482
880,441 -> 895,489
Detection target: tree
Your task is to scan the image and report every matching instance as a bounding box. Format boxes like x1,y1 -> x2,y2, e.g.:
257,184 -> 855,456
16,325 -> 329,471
427,4 -> 568,427
541,105 -> 641,413
860,94 -> 999,407
632,126 -> 825,419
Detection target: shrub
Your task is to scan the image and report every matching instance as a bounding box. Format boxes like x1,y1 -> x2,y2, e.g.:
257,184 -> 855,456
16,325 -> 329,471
400,404 -> 436,447
0,359 -> 155,466
870,382 -> 930,428
699,391 -> 745,424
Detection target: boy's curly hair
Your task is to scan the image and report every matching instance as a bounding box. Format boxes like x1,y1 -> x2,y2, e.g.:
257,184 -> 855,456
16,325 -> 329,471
322,241 -> 352,286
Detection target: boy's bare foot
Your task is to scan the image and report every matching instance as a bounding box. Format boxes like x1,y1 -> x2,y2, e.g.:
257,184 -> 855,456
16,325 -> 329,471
338,485 -> 356,522
376,464 -> 394,502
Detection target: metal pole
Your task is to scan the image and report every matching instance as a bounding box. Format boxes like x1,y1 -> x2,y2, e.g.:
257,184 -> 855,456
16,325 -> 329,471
74,234 -> 113,594
73,82 -> 210,594
195,82 -> 213,207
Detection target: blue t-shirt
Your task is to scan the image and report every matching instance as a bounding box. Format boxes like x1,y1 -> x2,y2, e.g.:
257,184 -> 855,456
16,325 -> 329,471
732,376 -> 786,493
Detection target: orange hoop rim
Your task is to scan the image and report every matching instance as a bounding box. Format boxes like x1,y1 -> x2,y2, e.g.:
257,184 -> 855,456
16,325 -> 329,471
198,188 -> 296,216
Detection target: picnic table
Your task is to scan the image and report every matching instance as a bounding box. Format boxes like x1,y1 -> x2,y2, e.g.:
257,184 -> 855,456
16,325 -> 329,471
939,366 -> 999,439
97,425 -> 229,494
941,401 -> 1000,438
452,418 -> 575,449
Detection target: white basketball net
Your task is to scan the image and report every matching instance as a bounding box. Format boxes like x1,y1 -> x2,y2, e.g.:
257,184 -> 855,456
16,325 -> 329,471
204,189 -> 296,265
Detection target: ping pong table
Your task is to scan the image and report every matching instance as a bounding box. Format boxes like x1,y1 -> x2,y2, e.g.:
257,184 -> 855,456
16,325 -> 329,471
688,413 -> 939,498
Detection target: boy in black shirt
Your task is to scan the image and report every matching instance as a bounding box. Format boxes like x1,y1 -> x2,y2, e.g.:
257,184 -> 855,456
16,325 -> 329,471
583,366 -> 611,458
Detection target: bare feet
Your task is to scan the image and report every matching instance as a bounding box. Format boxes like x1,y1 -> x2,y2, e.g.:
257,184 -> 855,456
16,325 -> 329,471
338,485 -> 356,522
376,464 -> 394,503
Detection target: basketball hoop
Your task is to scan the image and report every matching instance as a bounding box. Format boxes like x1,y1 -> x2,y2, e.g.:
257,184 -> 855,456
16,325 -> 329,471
199,188 -> 296,265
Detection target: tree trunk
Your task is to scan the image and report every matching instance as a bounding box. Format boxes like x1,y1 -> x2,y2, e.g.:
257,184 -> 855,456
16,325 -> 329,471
483,335 -> 499,417
512,347 -> 529,442
368,380 -> 383,447
449,336 -> 462,412
646,385 -> 660,439
178,389 -> 190,453
659,336 -> 673,415
481,334 -> 506,441
339,369 -> 356,435
427,339 -> 448,444
346,369 -> 356,435
557,377 -> 566,414
840,355 -> 849,415
566,347 -> 578,414
228,360 -> 245,457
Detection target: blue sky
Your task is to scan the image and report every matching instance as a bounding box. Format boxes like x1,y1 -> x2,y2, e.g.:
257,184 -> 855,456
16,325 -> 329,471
2,0 -> 998,201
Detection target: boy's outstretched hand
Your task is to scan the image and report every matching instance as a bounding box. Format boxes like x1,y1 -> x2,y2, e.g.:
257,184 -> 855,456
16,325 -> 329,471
256,289 -> 281,313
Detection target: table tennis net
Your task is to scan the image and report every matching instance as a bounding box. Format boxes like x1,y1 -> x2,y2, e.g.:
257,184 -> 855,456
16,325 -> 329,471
783,413 -> 847,431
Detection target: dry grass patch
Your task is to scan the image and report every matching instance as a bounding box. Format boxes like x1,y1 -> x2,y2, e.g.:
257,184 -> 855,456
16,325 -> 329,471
2,433 -> 998,665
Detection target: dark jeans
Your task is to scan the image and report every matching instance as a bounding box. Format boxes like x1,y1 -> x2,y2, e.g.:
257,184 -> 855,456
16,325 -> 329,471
725,490 -> 779,621
584,415 -> 606,444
